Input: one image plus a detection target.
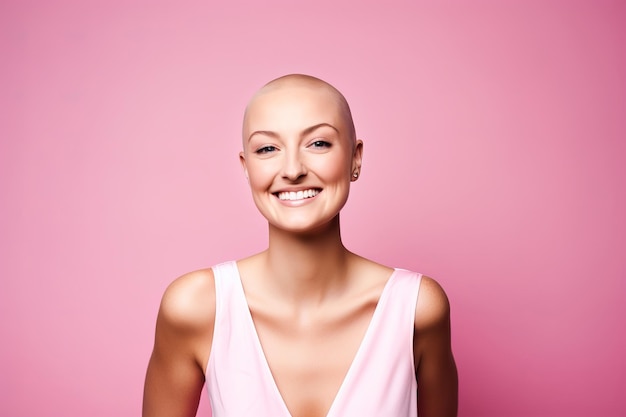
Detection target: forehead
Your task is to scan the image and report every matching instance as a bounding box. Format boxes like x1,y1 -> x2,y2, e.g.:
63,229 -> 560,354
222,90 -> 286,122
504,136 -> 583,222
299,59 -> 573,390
244,84 -> 346,133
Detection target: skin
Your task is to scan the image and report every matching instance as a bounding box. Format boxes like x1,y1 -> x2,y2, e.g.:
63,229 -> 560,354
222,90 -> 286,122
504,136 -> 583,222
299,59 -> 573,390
143,74 -> 458,417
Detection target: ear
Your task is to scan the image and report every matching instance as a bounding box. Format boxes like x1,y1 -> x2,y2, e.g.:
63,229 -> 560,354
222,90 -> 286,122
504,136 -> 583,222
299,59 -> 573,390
351,139 -> 364,181
239,151 -> 249,181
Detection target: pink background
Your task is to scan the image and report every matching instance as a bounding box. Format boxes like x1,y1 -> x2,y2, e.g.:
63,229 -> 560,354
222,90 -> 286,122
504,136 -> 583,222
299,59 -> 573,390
1,1 -> 624,416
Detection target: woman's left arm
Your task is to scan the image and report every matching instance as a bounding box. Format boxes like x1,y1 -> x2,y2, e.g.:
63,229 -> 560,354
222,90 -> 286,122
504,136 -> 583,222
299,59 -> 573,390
414,276 -> 458,417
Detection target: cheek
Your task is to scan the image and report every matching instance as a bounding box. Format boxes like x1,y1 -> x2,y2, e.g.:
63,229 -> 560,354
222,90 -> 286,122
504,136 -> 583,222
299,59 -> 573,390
246,160 -> 272,186
312,154 -> 351,181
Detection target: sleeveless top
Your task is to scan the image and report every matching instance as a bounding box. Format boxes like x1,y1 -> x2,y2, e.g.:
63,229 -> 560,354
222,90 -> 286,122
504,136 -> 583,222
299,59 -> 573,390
206,261 -> 422,417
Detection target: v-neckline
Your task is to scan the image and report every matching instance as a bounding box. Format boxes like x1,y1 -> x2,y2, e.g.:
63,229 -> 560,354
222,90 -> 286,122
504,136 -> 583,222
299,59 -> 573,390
232,262 -> 399,417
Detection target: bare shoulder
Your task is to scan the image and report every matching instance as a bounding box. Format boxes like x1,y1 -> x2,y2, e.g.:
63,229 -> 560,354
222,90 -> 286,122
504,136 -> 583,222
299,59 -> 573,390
412,275 -> 458,416
158,268 -> 216,334
350,254 -> 395,284
414,275 -> 451,331
144,269 -> 216,417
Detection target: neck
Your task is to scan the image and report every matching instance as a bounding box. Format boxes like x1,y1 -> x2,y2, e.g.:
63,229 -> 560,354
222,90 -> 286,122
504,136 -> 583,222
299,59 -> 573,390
261,216 -> 354,305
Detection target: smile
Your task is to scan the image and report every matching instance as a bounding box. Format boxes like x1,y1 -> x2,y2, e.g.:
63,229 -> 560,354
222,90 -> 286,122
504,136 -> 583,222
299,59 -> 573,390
276,189 -> 320,201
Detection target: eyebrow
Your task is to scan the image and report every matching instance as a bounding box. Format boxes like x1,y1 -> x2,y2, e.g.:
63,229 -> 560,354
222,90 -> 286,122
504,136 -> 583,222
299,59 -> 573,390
247,123 -> 340,142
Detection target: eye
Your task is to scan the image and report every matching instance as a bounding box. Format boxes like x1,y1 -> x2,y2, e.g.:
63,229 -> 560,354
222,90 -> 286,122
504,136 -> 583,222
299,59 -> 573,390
255,145 -> 278,154
310,140 -> 331,149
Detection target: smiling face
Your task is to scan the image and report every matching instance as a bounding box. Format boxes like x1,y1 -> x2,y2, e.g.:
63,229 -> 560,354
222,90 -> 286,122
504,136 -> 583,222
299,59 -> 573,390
240,75 -> 363,234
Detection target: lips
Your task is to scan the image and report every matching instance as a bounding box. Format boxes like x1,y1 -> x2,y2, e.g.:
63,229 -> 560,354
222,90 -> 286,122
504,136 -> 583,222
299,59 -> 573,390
275,188 -> 320,201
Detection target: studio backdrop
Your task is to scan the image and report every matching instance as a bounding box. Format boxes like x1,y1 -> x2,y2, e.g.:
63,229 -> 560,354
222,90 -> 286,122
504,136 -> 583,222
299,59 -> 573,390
1,1 -> 624,416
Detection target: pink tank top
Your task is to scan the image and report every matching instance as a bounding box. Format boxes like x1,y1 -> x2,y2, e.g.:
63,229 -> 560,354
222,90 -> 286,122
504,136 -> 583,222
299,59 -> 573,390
206,261 -> 422,417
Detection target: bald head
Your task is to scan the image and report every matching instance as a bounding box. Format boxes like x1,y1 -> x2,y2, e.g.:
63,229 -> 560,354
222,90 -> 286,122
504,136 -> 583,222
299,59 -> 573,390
242,74 -> 356,147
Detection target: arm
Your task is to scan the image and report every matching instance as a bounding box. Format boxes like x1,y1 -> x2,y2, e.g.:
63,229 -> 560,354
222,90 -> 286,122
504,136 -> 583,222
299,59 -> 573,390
143,270 -> 216,417
414,276 -> 458,417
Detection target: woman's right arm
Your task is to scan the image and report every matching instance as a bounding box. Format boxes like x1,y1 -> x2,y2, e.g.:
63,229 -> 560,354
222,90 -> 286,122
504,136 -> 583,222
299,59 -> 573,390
142,270 -> 216,417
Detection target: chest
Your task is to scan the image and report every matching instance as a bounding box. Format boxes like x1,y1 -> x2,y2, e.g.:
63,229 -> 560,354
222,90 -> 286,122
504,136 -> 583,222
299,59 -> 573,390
207,264 -> 419,417
249,298 -> 378,417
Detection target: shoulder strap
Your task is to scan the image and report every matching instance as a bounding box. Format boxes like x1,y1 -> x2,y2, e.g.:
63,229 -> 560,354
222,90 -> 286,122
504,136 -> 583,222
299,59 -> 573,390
206,262 -> 291,417
327,268 -> 421,417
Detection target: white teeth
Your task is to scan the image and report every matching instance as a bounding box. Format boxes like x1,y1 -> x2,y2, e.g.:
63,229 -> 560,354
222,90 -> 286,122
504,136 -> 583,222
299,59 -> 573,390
277,189 -> 319,201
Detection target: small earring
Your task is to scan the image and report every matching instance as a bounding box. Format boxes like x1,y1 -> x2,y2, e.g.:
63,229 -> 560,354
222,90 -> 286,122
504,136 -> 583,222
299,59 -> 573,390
352,172 -> 359,178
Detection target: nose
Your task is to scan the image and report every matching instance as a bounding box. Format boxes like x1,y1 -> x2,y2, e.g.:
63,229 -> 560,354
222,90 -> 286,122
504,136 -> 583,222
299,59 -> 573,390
281,149 -> 307,181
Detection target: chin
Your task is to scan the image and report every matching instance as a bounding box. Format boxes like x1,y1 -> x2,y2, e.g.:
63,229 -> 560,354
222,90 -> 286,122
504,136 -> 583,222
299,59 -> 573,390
268,214 -> 341,236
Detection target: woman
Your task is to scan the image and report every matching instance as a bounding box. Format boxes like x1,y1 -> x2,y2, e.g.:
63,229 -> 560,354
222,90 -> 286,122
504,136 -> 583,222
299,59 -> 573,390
143,74 -> 458,417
